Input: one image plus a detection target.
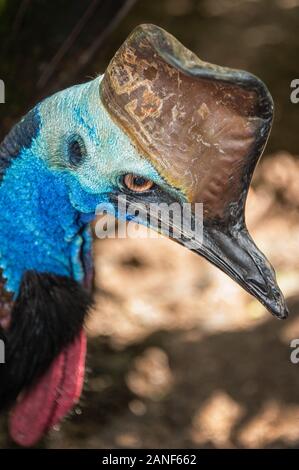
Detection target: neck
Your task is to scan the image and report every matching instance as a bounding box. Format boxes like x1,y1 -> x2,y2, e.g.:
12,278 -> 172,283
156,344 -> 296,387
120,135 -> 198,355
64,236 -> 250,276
0,147 -> 93,296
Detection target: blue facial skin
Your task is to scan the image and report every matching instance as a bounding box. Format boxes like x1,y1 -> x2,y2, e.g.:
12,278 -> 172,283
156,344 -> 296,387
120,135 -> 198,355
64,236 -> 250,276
0,76 -> 180,297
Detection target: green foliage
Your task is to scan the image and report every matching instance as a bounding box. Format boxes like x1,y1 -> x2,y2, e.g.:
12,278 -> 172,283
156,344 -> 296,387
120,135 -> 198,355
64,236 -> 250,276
0,0 -> 6,14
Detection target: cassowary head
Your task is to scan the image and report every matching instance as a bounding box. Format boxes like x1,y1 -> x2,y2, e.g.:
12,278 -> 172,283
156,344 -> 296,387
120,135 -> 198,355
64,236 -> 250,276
0,24 -> 288,446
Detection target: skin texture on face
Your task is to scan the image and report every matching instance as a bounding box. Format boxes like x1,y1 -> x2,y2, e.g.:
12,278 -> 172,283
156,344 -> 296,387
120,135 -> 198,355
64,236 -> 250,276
0,76 -> 185,295
38,76 -> 178,201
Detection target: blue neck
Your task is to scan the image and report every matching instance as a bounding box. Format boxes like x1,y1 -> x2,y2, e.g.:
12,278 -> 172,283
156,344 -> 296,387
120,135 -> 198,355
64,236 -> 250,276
0,149 -> 95,296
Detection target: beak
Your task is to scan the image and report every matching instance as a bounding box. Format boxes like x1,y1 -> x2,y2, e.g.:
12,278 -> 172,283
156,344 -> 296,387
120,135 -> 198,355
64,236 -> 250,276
154,205 -> 288,319
101,23 -> 289,320
112,193 -> 288,320
184,222 -> 288,319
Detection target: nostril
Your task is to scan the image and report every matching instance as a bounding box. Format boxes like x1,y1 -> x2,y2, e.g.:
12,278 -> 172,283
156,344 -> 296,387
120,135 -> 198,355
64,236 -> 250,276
246,276 -> 268,296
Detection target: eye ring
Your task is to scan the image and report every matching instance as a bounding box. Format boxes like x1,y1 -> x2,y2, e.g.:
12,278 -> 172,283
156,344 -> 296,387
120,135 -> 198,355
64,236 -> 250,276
66,134 -> 86,167
122,174 -> 156,193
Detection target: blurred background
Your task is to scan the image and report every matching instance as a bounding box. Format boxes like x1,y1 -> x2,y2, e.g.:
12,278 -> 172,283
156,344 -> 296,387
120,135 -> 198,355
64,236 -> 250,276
1,0 -> 299,449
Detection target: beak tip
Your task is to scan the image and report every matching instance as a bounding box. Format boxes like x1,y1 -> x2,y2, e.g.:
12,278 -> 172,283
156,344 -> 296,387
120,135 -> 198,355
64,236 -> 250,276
277,307 -> 289,320
269,299 -> 289,320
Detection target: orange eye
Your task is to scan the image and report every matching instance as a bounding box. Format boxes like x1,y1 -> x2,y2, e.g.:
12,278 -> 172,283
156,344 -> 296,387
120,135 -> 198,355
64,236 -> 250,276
123,174 -> 155,192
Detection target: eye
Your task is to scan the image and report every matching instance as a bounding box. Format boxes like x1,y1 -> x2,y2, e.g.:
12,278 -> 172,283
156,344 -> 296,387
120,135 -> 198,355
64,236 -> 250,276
67,135 -> 86,166
122,174 -> 156,193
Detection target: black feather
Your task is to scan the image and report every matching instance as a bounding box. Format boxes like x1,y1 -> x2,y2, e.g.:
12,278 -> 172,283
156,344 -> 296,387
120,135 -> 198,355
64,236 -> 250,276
0,108 -> 41,180
0,270 -> 92,409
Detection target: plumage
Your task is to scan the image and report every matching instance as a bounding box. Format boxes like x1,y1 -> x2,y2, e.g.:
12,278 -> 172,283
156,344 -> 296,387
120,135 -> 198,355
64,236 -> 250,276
0,24 -> 288,446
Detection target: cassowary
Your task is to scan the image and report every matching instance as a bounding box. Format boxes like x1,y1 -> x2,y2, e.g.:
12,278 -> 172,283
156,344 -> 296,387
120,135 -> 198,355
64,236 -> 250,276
0,24 -> 288,446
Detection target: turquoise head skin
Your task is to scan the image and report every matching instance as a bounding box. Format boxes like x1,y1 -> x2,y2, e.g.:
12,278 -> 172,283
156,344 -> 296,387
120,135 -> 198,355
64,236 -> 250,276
0,76 -> 182,296
39,76 -> 171,204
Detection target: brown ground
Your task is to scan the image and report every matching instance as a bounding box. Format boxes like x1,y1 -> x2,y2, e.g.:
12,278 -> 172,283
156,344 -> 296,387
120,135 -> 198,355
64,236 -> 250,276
1,152 -> 299,449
